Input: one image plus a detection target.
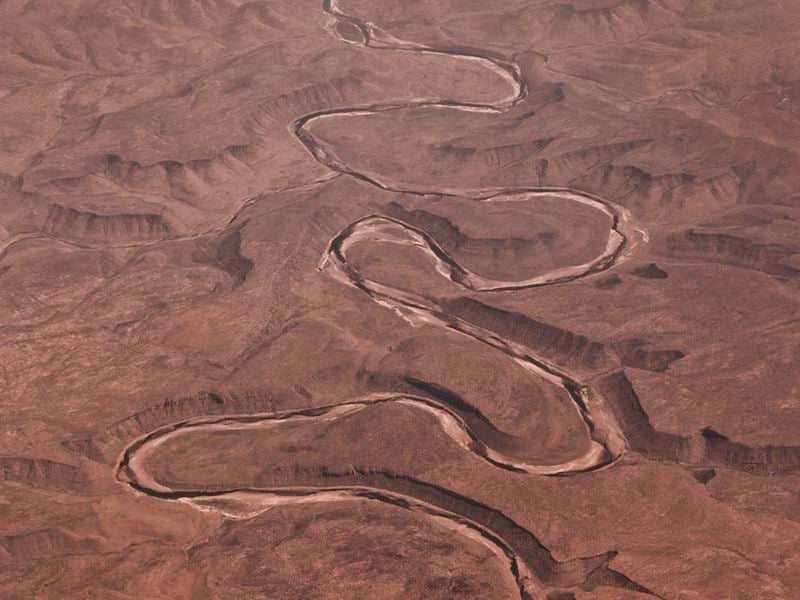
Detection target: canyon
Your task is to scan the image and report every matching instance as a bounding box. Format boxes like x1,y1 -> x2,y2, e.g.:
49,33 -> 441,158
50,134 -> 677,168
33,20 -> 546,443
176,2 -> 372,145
2,0 -> 800,598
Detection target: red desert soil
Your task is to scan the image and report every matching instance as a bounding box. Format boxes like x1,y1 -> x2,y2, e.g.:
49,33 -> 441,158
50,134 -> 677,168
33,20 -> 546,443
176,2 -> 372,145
2,0 -> 800,598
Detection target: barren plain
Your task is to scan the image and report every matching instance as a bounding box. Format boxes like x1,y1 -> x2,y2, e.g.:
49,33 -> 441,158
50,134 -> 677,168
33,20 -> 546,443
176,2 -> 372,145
2,0 -> 800,598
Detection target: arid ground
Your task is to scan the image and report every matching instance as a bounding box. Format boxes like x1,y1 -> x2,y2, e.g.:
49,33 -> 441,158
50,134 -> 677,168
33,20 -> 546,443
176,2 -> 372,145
2,1 -> 800,598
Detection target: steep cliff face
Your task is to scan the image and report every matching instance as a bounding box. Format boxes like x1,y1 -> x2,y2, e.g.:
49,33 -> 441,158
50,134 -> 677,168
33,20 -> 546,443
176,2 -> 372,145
661,230 -> 800,277
42,204 -> 171,243
440,297 -> 684,375
4,0 -> 800,598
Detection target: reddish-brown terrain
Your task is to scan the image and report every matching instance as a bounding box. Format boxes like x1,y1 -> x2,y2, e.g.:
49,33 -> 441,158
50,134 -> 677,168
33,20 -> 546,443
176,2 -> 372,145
2,0 -> 800,598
